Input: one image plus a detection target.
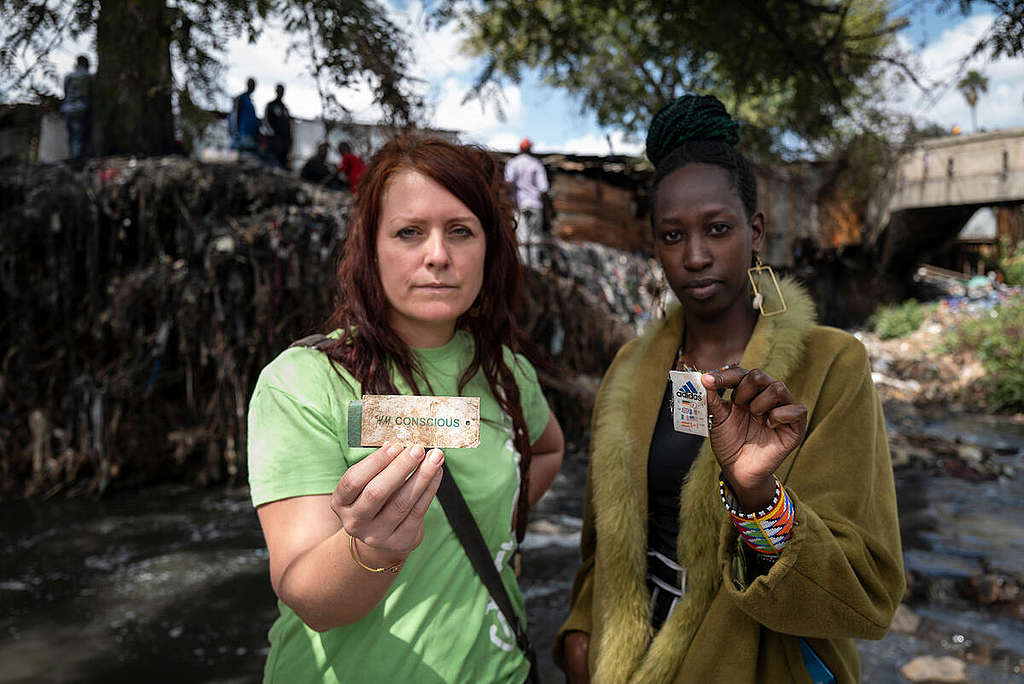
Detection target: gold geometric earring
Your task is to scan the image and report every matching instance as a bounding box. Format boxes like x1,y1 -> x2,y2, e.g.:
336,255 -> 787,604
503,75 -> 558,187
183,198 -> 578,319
656,266 -> 668,319
747,253 -> 787,316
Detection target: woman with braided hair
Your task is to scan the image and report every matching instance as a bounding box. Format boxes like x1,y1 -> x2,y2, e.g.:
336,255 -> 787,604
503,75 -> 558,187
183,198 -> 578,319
555,95 -> 904,683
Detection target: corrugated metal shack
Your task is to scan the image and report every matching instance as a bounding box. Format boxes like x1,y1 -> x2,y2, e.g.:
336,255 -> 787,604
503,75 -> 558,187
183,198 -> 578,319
506,151 -> 856,268
536,153 -> 654,253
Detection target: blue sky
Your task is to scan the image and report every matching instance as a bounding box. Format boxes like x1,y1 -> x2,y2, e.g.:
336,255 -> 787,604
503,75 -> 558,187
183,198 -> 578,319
46,1 -> 1024,156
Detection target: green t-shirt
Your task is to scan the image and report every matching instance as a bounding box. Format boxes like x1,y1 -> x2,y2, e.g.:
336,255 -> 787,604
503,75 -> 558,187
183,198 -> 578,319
247,330 -> 551,684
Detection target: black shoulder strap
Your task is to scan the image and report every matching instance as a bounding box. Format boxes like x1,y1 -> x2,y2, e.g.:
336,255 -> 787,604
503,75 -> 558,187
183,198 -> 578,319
289,334 -> 333,350
295,331 -> 539,680
437,463 -> 540,683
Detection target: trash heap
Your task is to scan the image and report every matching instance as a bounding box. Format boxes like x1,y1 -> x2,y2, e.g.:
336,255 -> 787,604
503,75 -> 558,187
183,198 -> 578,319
859,272 -> 1023,409
0,157 -> 648,497
534,239 -> 663,334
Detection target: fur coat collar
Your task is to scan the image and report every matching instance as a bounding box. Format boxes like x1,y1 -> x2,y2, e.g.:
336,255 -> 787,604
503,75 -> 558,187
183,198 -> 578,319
589,277 -> 816,682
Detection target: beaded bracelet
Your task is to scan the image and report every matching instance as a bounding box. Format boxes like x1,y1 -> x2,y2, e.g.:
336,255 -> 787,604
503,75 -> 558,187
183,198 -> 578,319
719,474 -> 795,557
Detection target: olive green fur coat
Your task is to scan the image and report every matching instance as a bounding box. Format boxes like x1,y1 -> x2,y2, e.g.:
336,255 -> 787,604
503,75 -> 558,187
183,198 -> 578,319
555,278 -> 905,683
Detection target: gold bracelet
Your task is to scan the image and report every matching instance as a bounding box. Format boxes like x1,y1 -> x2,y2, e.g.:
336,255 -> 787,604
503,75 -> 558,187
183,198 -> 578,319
348,535 -> 403,574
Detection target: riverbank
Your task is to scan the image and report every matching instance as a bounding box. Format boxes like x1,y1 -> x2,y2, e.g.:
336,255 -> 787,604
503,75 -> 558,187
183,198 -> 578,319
3,298 -> 1024,683
2,405 -> 1022,684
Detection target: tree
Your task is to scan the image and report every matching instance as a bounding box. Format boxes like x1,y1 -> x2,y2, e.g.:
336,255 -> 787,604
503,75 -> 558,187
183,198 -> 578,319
940,0 -> 1024,59
1,0 -> 422,156
957,69 -> 989,132
439,0 -> 913,158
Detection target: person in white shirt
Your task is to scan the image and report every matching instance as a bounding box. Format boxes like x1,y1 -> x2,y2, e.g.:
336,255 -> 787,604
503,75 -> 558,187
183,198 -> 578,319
503,138 -> 550,267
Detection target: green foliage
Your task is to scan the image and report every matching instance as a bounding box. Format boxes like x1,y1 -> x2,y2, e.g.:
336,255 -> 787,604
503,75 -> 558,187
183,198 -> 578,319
945,298 -> 1024,410
956,69 -> 990,101
442,0 -> 909,158
956,68 -> 989,131
869,299 -> 928,339
941,1 -> 1024,59
1,0 -> 422,155
999,243 -> 1024,286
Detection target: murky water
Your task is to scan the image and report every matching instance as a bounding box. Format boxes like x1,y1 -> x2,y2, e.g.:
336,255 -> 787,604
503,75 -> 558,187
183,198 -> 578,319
1,414 -> 1022,683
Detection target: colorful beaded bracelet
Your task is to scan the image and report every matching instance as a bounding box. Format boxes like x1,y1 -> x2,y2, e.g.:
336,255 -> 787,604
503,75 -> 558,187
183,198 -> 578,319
719,475 -> 795,556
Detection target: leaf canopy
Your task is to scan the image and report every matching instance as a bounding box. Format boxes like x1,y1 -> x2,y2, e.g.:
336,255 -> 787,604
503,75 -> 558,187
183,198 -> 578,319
446,0 -> 910,157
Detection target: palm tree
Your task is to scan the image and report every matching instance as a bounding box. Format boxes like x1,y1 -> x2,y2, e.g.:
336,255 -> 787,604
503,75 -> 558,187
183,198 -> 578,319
957,70 -> 990,133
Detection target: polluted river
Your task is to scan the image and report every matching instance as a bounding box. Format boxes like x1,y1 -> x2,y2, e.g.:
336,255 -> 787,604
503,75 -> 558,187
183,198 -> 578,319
2,159 -> 1023,683
1,407 -> 1023,684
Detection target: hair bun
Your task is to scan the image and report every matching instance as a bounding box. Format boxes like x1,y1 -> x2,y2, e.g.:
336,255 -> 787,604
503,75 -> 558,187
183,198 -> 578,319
645,94 -> 739,168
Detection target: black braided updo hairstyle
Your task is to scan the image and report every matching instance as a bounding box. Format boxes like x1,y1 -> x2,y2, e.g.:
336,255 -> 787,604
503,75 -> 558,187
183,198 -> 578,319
646,94 -> 758,219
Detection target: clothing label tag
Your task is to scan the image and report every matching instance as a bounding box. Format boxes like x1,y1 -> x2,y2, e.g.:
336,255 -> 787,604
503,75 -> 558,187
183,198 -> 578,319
348,395 -> 480,448
669,370 -> 708,437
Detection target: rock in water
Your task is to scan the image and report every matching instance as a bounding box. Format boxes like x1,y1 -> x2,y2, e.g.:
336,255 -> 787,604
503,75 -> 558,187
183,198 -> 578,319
898,655 -> 967,683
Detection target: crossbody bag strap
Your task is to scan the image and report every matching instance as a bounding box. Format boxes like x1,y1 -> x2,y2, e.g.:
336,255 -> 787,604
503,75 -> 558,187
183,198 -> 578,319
289,333 -> 334,350
291,334 -> 539,681
437,463 -> 540,683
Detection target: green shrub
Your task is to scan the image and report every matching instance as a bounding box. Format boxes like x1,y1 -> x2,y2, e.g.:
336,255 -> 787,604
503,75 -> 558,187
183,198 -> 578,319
1001,251 -> 1024,287
869,299 -> 927,339
945,297 -> 1024,410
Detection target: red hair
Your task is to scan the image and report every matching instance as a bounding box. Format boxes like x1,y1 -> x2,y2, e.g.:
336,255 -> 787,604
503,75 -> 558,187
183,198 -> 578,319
325,135 -> 535,541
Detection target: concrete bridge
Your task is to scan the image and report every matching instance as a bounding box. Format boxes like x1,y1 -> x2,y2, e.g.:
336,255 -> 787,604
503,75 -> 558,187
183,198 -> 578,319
889,126 -> 1024,212
874,127 -> 1024,274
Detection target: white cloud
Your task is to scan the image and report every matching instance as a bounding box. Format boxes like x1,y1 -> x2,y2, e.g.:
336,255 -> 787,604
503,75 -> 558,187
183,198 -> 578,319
896,14 -> 1024,132
222,25 -> 382,121
559,131 -> 645,157
484,132 -> 525,153
432,77 -> 523,138
400,1 -> 476,83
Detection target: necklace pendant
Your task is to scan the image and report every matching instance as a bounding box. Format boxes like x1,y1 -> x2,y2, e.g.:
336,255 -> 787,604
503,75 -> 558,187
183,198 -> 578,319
675,347 -> 739,375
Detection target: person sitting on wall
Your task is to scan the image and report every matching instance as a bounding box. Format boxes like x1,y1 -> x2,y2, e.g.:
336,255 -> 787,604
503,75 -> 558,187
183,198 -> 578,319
300,143 -> 345,189
335,141 -> 366,193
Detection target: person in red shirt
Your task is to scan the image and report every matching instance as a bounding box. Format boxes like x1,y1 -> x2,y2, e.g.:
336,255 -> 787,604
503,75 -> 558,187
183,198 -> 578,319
336,141 -> 366,193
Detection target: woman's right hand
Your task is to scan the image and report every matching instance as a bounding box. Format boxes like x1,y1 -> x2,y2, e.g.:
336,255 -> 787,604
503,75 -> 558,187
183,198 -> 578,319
564,631 -> 591,683
330,443 -> 445,560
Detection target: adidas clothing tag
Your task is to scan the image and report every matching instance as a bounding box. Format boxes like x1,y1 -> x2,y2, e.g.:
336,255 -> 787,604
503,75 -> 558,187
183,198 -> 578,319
669,370 -> 709,437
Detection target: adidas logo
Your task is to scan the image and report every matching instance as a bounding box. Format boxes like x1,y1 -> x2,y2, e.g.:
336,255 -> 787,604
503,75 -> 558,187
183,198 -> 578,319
675,380 -> 703,401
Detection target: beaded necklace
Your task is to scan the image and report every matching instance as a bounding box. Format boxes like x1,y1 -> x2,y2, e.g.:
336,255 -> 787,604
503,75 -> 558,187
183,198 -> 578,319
673,346 -> 739,374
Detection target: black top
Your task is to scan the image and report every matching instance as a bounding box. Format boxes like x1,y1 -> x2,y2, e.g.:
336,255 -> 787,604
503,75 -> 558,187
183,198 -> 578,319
265,98 -> 292,140
646,380 -> 704,628
300,156 -> 332,183
648,380 -> 704,557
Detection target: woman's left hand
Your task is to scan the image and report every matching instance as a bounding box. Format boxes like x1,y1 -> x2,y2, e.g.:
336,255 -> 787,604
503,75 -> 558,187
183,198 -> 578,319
701,367 -> 807,512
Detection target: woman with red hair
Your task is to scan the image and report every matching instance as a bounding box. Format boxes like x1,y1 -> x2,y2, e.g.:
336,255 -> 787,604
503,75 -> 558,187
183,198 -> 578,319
248,136 -> 564,683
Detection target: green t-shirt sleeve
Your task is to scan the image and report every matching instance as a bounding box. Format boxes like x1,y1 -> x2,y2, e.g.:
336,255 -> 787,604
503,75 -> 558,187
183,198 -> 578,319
511,352 -> 551,443
247,349 -> 353,507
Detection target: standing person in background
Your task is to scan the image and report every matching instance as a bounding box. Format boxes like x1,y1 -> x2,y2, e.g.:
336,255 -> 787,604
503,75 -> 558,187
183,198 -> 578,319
555,94 -> 904,683
264,83 -> 293,169
61,55 -> 93,161
503,138 -> 549,267
249,135 -> 564,683
229,78 -> 260,154
335,141 -> 366,193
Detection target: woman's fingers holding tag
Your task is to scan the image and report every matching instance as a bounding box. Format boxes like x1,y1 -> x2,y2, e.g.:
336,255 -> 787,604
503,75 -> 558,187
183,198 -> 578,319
766,403 -> 807,432
745,379 -> 794,416
701,366 -> 747,391
411,458 -> 444,519
377,448 -> 444,528
701,373 -> 724,406
384,465 -> 444,550
336,444 -> 427,516
333,443 -> 403,508
731,369 -> 782,408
